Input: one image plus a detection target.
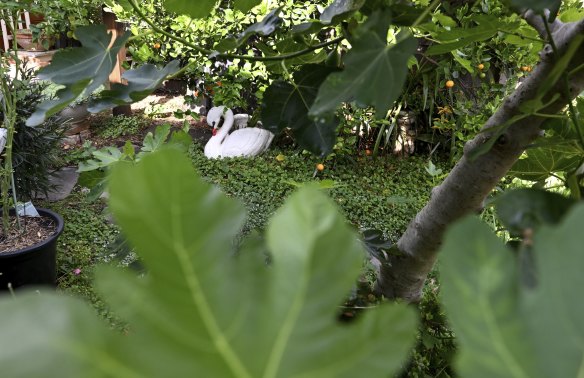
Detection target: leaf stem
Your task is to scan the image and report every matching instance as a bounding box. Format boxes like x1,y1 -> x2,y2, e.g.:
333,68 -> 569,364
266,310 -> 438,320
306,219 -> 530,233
411,0 -> 441,29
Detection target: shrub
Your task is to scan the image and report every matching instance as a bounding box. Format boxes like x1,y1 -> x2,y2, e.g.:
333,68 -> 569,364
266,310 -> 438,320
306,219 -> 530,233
3,67 -> 64,200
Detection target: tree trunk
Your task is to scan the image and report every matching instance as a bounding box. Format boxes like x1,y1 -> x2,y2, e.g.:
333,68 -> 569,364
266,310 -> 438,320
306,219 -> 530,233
376,17 -> 584,302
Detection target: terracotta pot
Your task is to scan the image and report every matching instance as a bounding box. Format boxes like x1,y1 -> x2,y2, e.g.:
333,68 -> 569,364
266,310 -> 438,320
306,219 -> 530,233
15,29 -> 54,51
28,13 -> 45,25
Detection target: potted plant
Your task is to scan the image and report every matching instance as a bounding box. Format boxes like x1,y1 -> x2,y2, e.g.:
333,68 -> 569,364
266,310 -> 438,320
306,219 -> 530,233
14,28 -> 54,51
0,13 -> 64,291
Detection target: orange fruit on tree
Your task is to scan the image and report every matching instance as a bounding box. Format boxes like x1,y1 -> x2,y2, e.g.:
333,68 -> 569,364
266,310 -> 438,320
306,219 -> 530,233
445,80 -> 454,88
153,42 -> 161,49
477,63 -> 484,70
316,163 -> 325,171
365,149 -> 372,156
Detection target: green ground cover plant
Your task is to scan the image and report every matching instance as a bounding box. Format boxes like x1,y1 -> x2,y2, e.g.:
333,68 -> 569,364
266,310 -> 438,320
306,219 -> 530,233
44,192 -> 123,328
190,145 -> 434,238
93,115 -> 149,140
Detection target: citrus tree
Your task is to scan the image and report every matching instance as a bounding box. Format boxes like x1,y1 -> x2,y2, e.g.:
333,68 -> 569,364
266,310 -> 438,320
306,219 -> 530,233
2,0 -> 584,376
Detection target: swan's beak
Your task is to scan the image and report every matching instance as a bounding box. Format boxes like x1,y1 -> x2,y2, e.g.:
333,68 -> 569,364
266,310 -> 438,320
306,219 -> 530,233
212,122 -> 217,136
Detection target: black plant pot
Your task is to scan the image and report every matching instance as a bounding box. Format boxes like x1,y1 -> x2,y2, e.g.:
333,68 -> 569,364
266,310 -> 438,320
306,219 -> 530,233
0,208 -> 64,291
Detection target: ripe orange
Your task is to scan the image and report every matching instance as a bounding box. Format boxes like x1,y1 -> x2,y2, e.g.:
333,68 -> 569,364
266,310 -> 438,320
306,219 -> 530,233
365,149 -> 372,156
445,80 -> 454,88
316,163 -> 325,171
477,63 -> 484,70
153,42 -> 161,49
521,66 -> 532,72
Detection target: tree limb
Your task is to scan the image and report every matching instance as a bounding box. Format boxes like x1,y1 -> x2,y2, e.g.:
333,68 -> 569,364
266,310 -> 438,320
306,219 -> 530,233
522,9 -> 564,38
376,18 -> 584,302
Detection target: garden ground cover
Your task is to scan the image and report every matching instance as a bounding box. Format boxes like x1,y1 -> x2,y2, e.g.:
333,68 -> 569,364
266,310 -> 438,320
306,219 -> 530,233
42,97 -> 452,376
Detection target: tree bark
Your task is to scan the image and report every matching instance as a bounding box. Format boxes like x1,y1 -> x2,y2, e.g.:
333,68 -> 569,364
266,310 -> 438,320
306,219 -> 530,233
376,18 -> 584,302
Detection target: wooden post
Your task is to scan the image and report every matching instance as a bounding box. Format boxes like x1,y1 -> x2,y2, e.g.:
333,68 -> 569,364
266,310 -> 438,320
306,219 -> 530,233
102,9 -> 132,116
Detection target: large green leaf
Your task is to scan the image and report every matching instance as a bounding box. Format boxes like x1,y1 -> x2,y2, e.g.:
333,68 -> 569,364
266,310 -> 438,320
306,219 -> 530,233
163,0 -> 217,18
213,8 -> 283,52
523,204 -> 584,377
494,188 -> 575,236
26,79 -> 90,127
27,25 -> 130,126
106,149 -> 418,376
262,38 -> 328,73
320,0 -> 366,24
0,149 -> 417,376
441,204 -> 584,377
235,0 -> 262,13
426,15 -> 520,56
509,144 -> 582,181
0,294 -> 125,377
88,61 -> 181,113
262,65 -> 339,155
310,11 -> 416,118
440,217 -> 540,378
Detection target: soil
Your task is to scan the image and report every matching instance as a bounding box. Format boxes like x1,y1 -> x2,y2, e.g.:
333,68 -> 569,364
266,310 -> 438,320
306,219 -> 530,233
0,215 -> 57,253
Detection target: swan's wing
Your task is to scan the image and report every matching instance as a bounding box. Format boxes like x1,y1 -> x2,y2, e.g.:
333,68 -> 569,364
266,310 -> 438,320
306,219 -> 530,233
204,136 -> 222,159
233,114 -> 250,129
221,128 -> 274,157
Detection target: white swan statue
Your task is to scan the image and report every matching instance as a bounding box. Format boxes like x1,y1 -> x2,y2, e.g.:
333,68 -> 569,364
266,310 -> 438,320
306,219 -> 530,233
204,106 -> 274,159
0,128 -> 7,156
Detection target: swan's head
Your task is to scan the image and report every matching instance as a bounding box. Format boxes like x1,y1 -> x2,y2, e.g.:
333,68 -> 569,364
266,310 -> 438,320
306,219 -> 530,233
207,106 -> 232,136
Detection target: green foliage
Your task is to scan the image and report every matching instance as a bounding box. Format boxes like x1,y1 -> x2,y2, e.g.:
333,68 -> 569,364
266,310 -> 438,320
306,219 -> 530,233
425,15 -> 521,56
28,25 -> 130,126
77,123 -> 191,201
0,149 -> 418,377
235,0 -> 262,13
88,61 -> 181,112
4,67 -> 64,200
220,7 -> 284,50
262,65 -> 339,156
46,191 -> 124,329
509,134 -> 583,182
93,115 -> 148,140
163,0 -> 217,19
190,146 -> 433,239
440,203 -> 584,377
320,0 -> 366,24
403,270 -> 456,378
494,188 -> 575,236
310,12 -> 417,119
80,123 -> 191,171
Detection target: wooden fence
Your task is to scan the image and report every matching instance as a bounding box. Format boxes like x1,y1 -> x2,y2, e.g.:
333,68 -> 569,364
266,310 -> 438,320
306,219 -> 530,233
1,10 -> 31,51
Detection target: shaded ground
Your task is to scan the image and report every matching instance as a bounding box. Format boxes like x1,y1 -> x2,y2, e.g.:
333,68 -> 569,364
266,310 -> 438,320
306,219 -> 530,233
47,91 -> 212,202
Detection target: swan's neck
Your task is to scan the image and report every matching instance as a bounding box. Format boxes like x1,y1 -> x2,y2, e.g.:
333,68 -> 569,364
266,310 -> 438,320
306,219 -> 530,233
215,109 -> 234,141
